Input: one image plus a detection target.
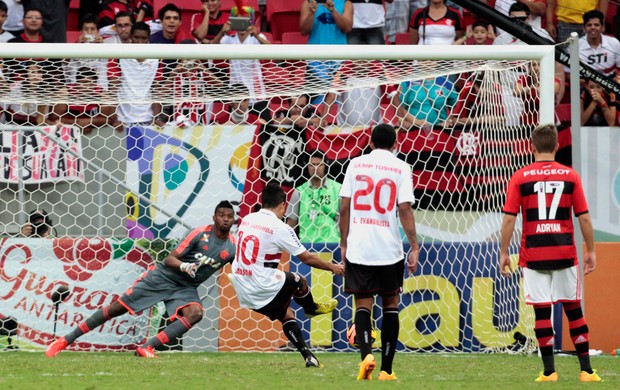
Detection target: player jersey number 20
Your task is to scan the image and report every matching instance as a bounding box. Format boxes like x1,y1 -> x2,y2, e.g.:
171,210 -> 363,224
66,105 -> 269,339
353,175 -> 397,214
534,181 -> 564,220
236,231 -> 260,266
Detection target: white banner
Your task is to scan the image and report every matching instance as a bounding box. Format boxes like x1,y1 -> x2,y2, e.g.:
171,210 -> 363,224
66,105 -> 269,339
0,237 -> 155,350
580,127 -> 620,240
0,125 -> 84,183
125,124 -> 256,239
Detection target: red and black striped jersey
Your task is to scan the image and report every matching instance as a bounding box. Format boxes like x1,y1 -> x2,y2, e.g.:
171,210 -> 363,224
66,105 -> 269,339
503,161 -> 589,270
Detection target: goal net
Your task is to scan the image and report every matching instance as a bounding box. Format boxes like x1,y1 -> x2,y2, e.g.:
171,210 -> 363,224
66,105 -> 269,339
0,43 -> 555,354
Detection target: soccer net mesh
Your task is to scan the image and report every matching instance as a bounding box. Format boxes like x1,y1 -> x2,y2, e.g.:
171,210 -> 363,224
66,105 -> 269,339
0,44 -> 553,354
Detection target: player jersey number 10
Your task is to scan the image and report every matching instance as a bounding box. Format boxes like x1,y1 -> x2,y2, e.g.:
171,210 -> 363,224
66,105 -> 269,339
534,181 -> 565,220
237,231 -> 260,266
353,175 -> 397,214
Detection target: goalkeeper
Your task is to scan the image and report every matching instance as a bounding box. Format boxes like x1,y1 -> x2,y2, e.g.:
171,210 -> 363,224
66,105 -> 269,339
46,201 -> 237,358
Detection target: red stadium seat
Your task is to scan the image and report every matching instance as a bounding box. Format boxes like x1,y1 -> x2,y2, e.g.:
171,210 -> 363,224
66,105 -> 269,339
266,0 -> 303,42
67,0 -> 81,31
281,31 -> 307,44
66,30 -> 82,43
394,32 -> 409,45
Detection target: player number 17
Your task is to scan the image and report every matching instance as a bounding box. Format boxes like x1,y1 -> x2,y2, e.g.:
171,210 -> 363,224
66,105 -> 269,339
533,181 -> 564,220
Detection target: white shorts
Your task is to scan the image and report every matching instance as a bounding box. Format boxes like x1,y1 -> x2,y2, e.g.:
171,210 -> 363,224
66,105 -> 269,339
522,266 -> 581,304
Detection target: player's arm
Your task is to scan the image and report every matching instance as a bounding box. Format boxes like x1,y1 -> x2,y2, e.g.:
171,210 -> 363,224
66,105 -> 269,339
297,250 -> 344,276
578,212 -> 596,274
164,250 -> 199,277
338,196 -> 351,262
499,214 -> 517,276
192,5 -> 210,41
398,202 -> 419,275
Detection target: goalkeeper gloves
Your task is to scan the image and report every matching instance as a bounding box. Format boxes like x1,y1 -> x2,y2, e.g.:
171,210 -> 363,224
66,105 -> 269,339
179,262 -> 198,278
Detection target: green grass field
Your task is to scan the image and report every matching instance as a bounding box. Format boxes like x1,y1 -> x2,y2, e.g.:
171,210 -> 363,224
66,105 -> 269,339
0,352 -> 618,389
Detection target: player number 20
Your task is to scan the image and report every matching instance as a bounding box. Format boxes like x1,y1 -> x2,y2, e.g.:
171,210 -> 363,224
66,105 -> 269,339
353,175 -> 397,214
533,181 -> 564,220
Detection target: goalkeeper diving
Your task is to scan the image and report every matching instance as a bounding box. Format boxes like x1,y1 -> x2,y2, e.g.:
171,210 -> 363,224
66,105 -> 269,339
46,201 -> 237,358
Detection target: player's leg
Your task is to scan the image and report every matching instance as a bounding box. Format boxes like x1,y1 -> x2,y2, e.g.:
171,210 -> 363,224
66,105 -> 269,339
291,273 -> 336,317
46,295 -> 129,357
136,299 -> 203,358
378,293 -> 399,380
554,266 -> 602,382
279,308 -> 322,367
523,268 -> 557,381
256,272 -> 320,367
376,259 -> 404,380
344,259 -> 379,380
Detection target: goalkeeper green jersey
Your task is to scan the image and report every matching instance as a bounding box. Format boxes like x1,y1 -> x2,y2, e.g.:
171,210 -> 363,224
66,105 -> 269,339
296,179 -> 341,243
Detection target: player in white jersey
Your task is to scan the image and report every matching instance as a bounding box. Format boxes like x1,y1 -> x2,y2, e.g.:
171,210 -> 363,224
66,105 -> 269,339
231,181 -> 344,368
339,123 -> 419,381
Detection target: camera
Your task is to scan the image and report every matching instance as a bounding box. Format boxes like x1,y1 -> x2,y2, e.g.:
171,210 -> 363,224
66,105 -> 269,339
84,34 -> 95,42
28,209 -> 52,237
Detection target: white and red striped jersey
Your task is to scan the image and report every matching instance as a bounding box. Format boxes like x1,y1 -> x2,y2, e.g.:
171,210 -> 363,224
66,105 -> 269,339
231,209 -> 306,309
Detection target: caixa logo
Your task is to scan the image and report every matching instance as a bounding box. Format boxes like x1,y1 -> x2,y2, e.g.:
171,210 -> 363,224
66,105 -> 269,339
456,132 -> 479,156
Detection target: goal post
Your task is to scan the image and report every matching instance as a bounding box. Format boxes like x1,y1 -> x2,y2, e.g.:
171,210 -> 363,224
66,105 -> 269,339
0,42 -> 555,353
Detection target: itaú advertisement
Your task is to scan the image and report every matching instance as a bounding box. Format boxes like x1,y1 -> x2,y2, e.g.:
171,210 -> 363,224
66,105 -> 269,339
290,242 -> 535,352
0,237 -> 154,351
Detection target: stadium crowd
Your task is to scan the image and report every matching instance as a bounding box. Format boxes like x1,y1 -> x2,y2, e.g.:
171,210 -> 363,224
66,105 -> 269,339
0,0 -> 618,131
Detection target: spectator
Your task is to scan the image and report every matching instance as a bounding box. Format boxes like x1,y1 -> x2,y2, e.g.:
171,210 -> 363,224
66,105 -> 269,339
300,0 -> 353,44
579,9 -> 620,78
150,3 -> 187,44
322,60 -> 392,128
8,7 -> 43,43
581,79 -> 617,126
21,0 -> 69,43
397,77 -> 458,130
513,61 -> 563,129
213,14 -> 268,104
2,0 -> 23,35
271,94 -> 321,128
493,2 -> 553,45
348,0 -> 392,45
481,0 -> 546,35
385,0 -> 424,44
2,61 -> 47,125
213,84 -> 265,125
545,0 -> 608,43
409,0 -> 464,45
300,0 -> 353,101
108,22 -> 163,128
20,209 -> 53,237
286,151 -> 341,244
191,0 -> 230,44
492,2 -> 556,128
454,20 -> 495,45
98,0 -> 153,29
167,43 -> 224,127
103,11 -> 133,44
49,67 -> 118,134
63,14 -> 109,93
0,1 -> 14,42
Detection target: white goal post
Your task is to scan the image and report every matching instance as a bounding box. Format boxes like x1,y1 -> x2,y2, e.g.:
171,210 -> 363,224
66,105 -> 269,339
0,42 -> 555,353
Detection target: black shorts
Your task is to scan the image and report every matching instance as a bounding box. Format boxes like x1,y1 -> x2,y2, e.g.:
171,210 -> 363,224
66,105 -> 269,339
344,259 -> 404,296
255,272 -> 303,321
